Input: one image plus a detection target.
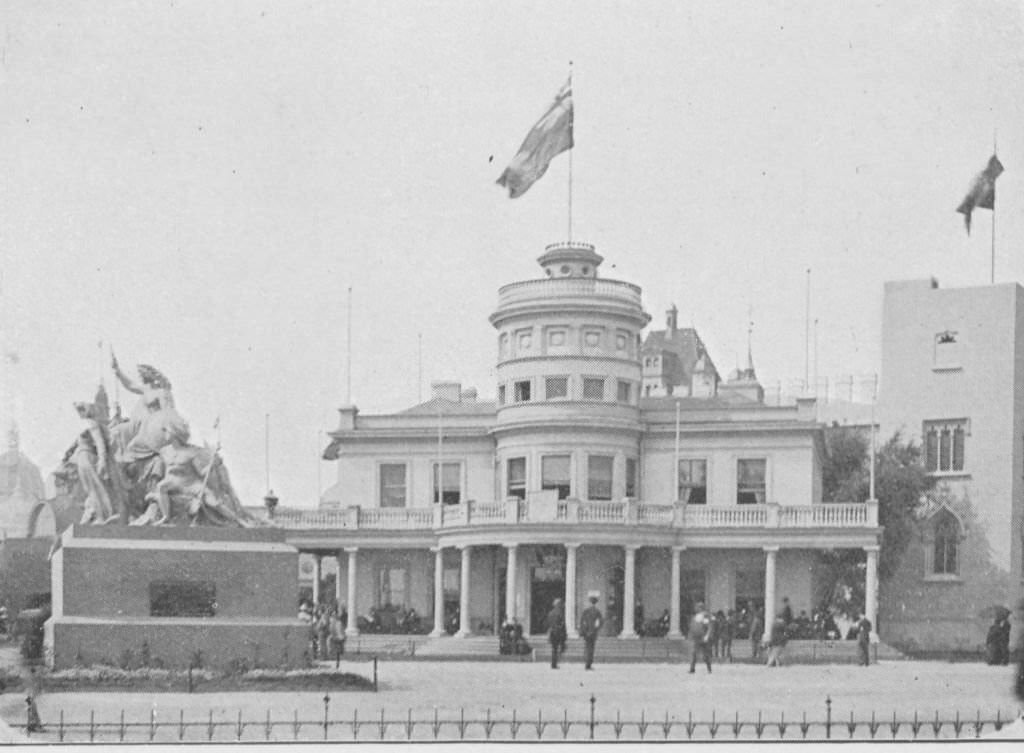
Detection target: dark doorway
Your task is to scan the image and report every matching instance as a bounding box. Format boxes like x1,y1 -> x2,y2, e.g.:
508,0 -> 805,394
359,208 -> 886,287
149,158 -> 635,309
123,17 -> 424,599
529,546 -> 566,634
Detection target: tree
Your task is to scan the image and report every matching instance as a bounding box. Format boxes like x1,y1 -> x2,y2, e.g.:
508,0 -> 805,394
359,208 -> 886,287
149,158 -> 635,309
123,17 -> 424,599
817,426 -> 934,617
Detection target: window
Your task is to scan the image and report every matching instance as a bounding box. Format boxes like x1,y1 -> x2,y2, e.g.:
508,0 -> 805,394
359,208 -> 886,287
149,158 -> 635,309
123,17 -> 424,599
513,380 -> 532,402
379,463 -> 407,508
541,455 -> 571,499
507,457 -> 526,500
736,459 -> 766,504
924,420 -> 966,473
934,331 -> 960,369
432,462 -> 461,505
678,459 -> 707,504
617,380 -> 632,403
932,511 -> 960,575
150,581 -> 216,617
378,567 -> 407,608
583,377 -> 605,400
498,333 -> 509,359
587,455 -> 613,500
545,376 -> 568,400
497,384 -> 506,405
625,458 -> 637,498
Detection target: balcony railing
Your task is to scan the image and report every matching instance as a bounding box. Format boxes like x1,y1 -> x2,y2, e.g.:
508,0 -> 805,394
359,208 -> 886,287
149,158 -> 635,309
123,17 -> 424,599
496,278 -> 643,309
277,500 -> 878,532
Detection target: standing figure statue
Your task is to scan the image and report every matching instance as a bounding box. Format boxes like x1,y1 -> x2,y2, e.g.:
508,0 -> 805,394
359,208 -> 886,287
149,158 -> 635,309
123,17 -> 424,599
109,354 -> 187,515
65,402 -> 117,525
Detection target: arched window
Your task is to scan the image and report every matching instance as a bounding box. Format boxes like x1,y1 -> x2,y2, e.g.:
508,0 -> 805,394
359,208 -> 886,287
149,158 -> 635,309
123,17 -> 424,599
932,511 -> 960,575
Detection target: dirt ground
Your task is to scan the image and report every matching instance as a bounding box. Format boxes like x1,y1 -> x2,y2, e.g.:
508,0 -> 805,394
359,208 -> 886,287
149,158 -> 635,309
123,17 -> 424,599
0,655 -> 1020,742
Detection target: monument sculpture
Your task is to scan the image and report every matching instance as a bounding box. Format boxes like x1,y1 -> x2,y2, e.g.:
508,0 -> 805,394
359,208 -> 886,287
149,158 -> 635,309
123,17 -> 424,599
45,353 -> 304,671
56,353 -> 263,528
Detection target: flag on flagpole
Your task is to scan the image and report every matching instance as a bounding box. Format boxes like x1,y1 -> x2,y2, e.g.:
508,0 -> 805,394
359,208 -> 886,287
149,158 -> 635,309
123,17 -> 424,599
956,154 -> 1004,234
496,78 -> 573,198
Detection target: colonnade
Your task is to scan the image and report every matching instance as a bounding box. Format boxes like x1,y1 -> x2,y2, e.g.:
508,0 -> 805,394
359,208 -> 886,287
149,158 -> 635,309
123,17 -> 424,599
304,542 -> 880,638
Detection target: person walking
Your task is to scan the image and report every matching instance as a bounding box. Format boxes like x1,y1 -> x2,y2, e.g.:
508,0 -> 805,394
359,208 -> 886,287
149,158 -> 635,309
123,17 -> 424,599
579,593 -> 604,670
856,612 -> 872,667
546,598 -> 567,669
722,609 -> 736,662
749,605 -> 764,660
765,613 -> 788,667
688,602 -> 713,674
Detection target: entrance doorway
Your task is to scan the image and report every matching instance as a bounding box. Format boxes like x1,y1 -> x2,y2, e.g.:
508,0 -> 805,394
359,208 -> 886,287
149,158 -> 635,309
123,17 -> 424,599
529,546 -> 565,634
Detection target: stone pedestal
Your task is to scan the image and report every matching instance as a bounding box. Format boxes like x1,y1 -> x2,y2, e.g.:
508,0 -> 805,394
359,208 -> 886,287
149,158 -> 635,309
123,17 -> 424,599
44,525 -> 307,670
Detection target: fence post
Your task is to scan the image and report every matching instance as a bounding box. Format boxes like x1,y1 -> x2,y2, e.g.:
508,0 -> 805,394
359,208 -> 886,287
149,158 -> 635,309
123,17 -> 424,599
825,696 -> 832,740
373,656 -> 379,691
323,693 -> 330,740
120,709 -> 125,742
149,707 -> 156,742
58,709 -> 64,742
589,694 -> 596,740
89,710 -> 95,743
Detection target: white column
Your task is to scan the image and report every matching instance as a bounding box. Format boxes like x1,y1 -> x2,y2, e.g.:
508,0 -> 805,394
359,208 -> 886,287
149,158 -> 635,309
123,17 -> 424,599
312,554 -> 322,607
335,551 -> 344,605
763,546 -> 778,643
865,545 -> 879,633
345,547 -> 359,636
670,546 -> 684,636
621,545 -> 638,638
456,545 -> 471,637
431,547 -> 445,636
505,545 -> 518,622
565,544 -> 579,638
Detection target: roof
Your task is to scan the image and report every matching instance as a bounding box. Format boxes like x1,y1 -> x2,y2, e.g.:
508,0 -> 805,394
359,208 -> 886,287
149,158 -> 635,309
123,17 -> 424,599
640,393 -> 761,412
640,327 -> 720,388
397,397 -> 498,417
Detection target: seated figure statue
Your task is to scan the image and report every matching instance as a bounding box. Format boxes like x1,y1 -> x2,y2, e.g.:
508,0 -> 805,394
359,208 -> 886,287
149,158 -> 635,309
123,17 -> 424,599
136,417 -> 263,527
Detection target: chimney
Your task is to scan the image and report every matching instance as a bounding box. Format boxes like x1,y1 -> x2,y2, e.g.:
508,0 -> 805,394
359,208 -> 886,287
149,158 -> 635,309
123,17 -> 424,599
431,381 -> 462,402
666,305 -> 678,339
460,387 -> 478,402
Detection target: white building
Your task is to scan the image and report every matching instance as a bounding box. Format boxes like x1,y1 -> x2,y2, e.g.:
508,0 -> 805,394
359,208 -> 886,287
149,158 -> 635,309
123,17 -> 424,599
280,242 -> 881,639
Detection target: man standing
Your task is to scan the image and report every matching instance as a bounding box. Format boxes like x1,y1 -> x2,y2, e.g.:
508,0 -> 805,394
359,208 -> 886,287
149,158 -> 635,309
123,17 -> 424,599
749,605 -> 764,660
856,612 -> 872,667
579,593 -> 604,670
546,599 -> 567,669
688,602 -> 713,674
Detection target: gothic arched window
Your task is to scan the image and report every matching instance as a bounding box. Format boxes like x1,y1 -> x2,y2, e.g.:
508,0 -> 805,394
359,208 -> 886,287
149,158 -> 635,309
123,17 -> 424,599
932,510 -> 960,575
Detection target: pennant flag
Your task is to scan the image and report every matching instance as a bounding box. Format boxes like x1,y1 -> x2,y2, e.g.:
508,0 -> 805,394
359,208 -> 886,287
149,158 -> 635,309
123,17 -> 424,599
956,154 -> 1004,234
496,78 -> 573,198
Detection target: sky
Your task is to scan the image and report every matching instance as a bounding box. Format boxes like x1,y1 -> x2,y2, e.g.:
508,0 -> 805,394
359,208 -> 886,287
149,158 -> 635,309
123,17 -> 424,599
1,1 -> 1023,508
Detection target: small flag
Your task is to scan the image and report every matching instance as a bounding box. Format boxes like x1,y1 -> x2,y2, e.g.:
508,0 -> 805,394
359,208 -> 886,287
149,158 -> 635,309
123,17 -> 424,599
496,78 -> 574,198
956,154 -> 1004,235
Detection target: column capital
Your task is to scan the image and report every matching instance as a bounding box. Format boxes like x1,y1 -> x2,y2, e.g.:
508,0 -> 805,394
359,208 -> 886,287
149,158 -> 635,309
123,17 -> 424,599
624,544 -> 641,553
504,543 -> 519,551
457,543 -> 472,551
671,544 -> 686,553
565,542 -> 581,551
763,545 -> 780,553
344,547 -> 359,554
863,545 -> 880,553
430,546 -> 443,554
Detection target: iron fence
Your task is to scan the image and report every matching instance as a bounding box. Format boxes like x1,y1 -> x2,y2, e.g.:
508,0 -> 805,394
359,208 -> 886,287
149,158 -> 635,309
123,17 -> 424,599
9,695 -> 1021,742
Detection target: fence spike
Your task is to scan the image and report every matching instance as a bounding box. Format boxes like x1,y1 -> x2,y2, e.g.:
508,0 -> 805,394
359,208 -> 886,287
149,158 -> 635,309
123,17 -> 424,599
590,695 -> 596,740
510,708 -> 518,740
561,708 -> 571,739
266,709 -> 272,741
406,708 -> 414,740
149,707 -> 156,742
662,710 -> 672,740
58,709 -> 64,743
380,707 -> 387,740
237,709 -> 243,741
352,708 -> 358,741
209,709 -> 215,741
89,710 -> 94,743
179,709 -> 185,741
120,709 -> 125,742
614,709 -> 623,739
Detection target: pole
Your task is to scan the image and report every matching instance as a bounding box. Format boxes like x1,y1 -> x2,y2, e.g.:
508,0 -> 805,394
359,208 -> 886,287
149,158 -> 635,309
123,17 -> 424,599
417,333 -> 423,404
673,399 -> 681,501
992,128 -> 997,285
346,286 -> 353,404
436,401 -> 443,505
265,413 -> 270,492
804,268 -> 811,394
869,374 -> 878,501
567,60 -> 574,243
813,318 -> 819,398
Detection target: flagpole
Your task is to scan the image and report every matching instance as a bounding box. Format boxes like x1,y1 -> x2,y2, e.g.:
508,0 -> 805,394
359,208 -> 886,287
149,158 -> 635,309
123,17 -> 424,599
567,61 -> 574,243
991,129 -> 998,285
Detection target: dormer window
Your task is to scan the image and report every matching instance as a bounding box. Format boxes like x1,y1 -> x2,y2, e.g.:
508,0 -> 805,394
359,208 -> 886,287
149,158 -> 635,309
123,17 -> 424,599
513,380 -> 532,402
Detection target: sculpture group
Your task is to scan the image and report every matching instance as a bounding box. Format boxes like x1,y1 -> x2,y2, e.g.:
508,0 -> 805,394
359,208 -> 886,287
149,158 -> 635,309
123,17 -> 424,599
58,353 -> 264,528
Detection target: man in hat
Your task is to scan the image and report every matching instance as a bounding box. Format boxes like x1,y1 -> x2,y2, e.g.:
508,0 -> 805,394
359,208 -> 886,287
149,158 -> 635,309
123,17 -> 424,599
688,602 -> 713,674
579,593 -> 604,670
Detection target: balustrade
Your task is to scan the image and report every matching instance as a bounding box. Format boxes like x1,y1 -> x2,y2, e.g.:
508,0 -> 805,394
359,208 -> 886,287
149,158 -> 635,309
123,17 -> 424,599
276,501 -> 875,531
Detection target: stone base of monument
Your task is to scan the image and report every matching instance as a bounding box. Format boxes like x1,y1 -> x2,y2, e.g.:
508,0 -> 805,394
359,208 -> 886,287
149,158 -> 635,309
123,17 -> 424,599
44,525 -> 308,671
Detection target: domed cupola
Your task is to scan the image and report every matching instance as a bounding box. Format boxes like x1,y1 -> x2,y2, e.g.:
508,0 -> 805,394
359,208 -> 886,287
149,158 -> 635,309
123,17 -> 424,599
538,242 -> 603,279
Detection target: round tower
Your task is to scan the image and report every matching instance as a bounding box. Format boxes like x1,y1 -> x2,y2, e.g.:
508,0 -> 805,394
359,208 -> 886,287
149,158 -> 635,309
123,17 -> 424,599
489,242 -> 651,503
